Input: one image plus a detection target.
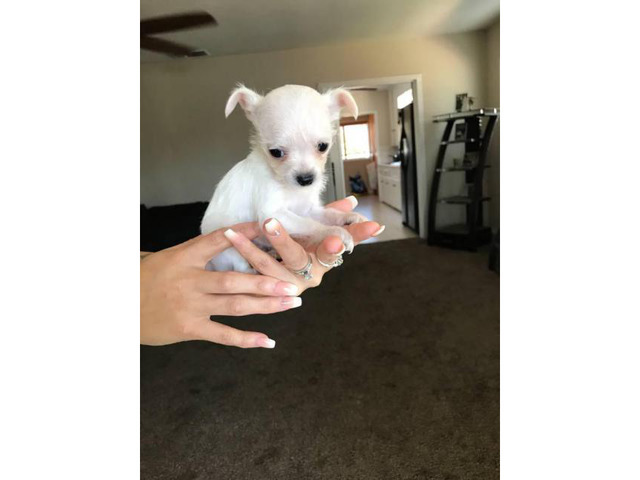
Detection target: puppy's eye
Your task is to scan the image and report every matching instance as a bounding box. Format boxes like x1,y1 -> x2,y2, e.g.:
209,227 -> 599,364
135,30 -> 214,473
268,148 -> 285,159
318,142 -> 329,153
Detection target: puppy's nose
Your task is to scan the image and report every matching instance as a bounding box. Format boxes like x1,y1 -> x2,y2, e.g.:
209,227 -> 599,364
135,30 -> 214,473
296,172 -> 315,186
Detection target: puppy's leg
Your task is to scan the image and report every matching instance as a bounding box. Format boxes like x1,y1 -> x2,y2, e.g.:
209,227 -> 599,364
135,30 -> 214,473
264,210 -> 356,253
309,207 -> 368,226
207,247 -> 256,274
253,235 -> 281,261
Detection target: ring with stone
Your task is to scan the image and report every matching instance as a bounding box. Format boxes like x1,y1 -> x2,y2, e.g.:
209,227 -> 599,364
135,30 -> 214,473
288,253 -> 314,280
318,254 -> 344,269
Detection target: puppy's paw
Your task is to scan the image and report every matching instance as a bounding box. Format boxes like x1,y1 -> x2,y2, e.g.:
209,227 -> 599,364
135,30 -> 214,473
233,258 -> 257,274
211,247 -> 257,273
339,211 -> 368,226
315,226 -> 355,253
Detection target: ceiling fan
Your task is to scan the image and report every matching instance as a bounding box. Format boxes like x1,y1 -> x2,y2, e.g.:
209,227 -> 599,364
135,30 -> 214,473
140,11 -> 217,58
347,86 -> 379,92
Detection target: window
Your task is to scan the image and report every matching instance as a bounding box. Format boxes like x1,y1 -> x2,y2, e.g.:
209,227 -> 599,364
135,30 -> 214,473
397,88 -> 413,109
340,123 -> 372,160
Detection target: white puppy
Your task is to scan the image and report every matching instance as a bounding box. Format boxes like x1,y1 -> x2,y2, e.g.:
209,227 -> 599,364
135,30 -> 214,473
201,84 -> 368,273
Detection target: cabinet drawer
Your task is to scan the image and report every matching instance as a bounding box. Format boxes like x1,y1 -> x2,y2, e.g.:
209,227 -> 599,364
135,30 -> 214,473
389,181 -> 402,211
378,178 -> 388,202
379,178 -> 402,211
379,165 -> 401,182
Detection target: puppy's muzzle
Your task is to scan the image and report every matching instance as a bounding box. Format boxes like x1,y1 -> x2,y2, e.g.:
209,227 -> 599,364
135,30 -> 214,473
296,172 -> 315,186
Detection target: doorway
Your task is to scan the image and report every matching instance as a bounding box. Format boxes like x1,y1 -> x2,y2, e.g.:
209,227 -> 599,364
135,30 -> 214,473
319,75 -> 427,240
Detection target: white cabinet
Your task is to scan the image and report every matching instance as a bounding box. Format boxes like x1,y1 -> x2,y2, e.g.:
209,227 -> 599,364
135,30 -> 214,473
378,164 -> 402,211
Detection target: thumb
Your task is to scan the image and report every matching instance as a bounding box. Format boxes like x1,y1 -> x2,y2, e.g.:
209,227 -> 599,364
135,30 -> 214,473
186,222 -> 261,266
325,195 -> 358,213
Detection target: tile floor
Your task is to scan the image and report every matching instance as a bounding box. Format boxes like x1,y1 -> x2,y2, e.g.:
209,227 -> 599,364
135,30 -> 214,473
353,194 -> 418,244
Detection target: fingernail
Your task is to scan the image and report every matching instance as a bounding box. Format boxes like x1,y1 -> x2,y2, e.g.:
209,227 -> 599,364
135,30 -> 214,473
223,229 -> 238,240
282,297 -> 302,308
346,195 -> 358,209
280,282 -> 299,295
259,337 -> 276,349
264,218 -> 281,236
331,244 -> 346,255
372,225 -> 386,237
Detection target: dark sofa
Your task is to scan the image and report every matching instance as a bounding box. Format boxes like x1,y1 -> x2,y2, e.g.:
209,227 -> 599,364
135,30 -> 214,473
140,202 -> 209,252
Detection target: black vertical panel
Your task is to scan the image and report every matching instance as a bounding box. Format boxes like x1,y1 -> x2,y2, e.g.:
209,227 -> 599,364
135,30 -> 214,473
400,103 -> 419,232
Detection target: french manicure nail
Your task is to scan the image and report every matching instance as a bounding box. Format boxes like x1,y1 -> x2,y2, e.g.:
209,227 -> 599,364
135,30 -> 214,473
335,245 -> 346,255
347,195 -> 358,209
372,225 -> 386,237
265,218 -> 281,236
259,338 -> 276,349
282,297 -> 302,308
223,229 -> 238,240
281,283 -> 299,295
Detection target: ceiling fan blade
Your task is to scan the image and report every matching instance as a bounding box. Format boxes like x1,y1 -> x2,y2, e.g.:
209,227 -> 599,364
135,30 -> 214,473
141,12 -> 217,36
349,87 -> 378,91
140,36 -> 196,57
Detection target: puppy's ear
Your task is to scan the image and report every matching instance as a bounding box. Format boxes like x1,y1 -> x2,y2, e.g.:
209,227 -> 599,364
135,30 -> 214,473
225,85 -> 263,119
325,88 -> 358,120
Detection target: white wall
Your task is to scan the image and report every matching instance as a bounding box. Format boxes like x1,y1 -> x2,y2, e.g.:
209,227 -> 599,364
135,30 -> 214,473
485,18 -> 500,231
141,32 -> 488,236
387,82 -> 411,153
348,89 -> 392,161
340,90 -> 392,194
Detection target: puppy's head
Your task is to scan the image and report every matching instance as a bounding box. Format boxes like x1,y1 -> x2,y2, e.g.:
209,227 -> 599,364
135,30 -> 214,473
225,84 -> 358,189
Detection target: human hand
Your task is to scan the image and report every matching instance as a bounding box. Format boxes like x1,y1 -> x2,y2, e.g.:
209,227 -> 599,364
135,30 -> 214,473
222,197 -> 384,294
306,196 -> 381,253
140,223 -> 302,348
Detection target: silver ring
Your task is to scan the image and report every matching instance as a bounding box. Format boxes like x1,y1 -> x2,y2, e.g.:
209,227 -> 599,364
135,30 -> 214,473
289,253 -> 313,281
318,254 -> 344,269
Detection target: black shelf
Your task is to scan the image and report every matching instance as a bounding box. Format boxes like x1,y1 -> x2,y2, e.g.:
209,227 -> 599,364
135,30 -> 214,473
438,224 -> 473,235
433,108 -> 499,122
441,137 -> 478,145
436,165 -> 491,173
427,108 -> 499,251
431,225 -> 492,250
438,196 -> 491,205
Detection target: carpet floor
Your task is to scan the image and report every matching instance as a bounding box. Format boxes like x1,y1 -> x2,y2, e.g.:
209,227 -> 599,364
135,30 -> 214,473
141,238 -> 500,479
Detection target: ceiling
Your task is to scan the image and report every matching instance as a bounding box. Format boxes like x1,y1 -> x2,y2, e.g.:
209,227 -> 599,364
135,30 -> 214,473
140,0 -> 499,63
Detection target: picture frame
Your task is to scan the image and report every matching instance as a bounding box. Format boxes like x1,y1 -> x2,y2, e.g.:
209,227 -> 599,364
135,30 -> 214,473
455,93 -> 468,112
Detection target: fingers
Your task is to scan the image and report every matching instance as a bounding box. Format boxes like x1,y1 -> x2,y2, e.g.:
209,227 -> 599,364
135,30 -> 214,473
222,228 -> 296,281
344,221 -> 384,245
325,197 -> 384,243
199,294 -> 302,317
316,235 -> 346,270
325,195 -> 359,213
193,270 -> 299,296
192,320 -> 276,349
263,218 -> 310,271
186,222 -> 261,266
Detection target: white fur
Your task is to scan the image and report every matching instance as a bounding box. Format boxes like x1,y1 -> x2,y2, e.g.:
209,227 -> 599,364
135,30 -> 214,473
201,84 -> 367,272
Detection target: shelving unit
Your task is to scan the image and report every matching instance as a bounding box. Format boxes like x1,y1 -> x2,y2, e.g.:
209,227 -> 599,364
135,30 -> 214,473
427,108 -> 499,251
436,165 -> 490,173
437,195 -> 491,205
